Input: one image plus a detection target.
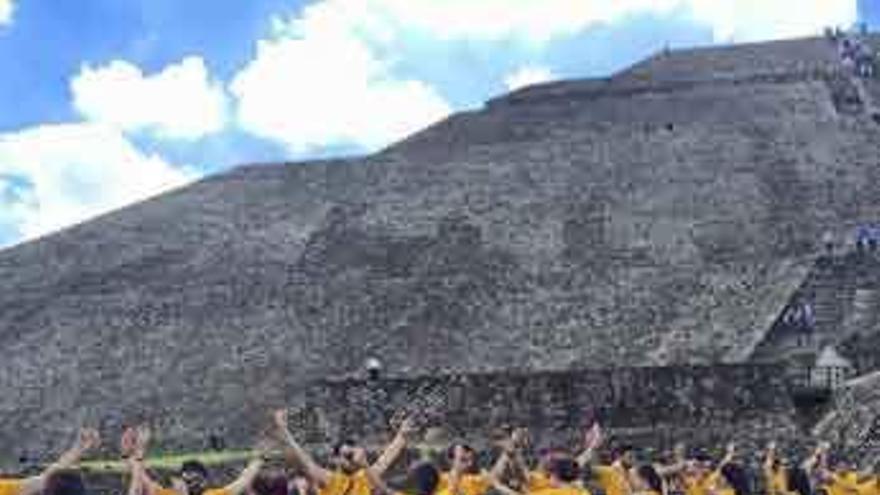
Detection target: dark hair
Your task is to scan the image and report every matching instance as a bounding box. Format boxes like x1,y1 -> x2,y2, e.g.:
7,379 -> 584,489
181,460 -> 209,478
637,465 -> 664,494
446,443 -> 475,460
720,463 -> 750,495
787,467 -> 813,495
547,456 -> 581,483
252,471 -> 289,495
45,470 -> 87,495
613,445 -> 634,459
332,439 -> 357,457
409,462 -> 441,495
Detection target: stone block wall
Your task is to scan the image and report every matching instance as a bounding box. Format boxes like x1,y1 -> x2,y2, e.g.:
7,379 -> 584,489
292,364 -> 802,454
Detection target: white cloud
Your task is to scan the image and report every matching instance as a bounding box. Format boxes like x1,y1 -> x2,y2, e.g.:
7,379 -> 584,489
230,4 -> 451,153
231,0 -> 856,153
504,66 -> 557,91
272,0 -> 857,44
0,0 -> 13,26
71,57 -> 227,139
687,0 -> 857,42
0,123 -> 196,245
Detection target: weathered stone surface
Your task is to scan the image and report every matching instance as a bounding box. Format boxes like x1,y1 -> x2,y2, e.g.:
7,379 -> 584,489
297,365 -> 801,453
814,371 -> 880,468
3,35 -> 880,456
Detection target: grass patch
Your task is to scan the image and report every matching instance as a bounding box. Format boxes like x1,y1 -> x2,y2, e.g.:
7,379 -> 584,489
80,450 -> 257,473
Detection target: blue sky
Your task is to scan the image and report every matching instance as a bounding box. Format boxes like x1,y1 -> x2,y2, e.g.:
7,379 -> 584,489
0,0 -> 873,247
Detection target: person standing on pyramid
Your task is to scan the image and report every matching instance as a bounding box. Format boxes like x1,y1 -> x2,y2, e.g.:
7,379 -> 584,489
0,428 -> 100,495
273,408 -> 418,495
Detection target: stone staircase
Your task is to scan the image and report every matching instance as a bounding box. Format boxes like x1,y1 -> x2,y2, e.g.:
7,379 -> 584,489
750,251 -> 880,373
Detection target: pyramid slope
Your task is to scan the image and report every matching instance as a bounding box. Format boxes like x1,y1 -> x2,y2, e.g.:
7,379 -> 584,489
2,36 -> 880,452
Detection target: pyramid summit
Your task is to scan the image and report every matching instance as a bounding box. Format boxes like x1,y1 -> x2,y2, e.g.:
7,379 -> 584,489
3,34 -> 880,455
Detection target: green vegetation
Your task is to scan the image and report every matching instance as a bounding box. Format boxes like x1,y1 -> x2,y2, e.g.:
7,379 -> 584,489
79,450 -> 257,473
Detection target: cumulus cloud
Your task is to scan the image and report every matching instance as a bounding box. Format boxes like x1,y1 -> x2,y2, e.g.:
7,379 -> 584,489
230,4 -> 451,153
504,66 -> 557,91
0,123 -> 196,245
71,57 -> 227,139
0,0 -> 13,26
687,0 -> 857,42
231,0 -> 856,153
274,0 -> 856,44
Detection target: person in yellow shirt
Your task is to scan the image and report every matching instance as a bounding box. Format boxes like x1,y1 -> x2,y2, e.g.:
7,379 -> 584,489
123,424 -> 267,495
572,422 -> 632,495
814,445 -> 862,495
764,442 -> 789,495
493,426 -> 560,493
677,443 -> 736,495
0,428 -> 100,495
714,463 -> 749,495
489,454 -> 590,495
273,409 -> 418,495
360,455 -> 442,495
631,465 -> 664,495
590,446 -> 635,495
820,463 -> 871,495
435,441 -> 511,495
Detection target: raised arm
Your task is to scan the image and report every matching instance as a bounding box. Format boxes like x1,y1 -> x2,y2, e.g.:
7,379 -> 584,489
801,442 -> 829,474
21,428 -> 101,495
488,431 -> 517,482
656,442 -> 688,477
763,442 -> 776,470
576,423 -> 603,469
719,443 -> 735,468
273,409 -> 332,486
370,415 -> 419,477
763,441 -> 778,482
486,471 -> 524,495
222,458 -> 265,495
359,449 -> 393,495
125,425 -> 168,495
704,443 -> 736,486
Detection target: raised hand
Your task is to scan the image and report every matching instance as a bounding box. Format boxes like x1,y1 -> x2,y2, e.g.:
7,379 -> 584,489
673,442 -> 687,461
135,426 -> 151,454
121,427 -> 138,458
511,427 -> 529,451
352,447 -> 369,469
77,428 -> 102,452
397,415 -> 419,440
273,409 -> 289,430
584,422 -> 603,450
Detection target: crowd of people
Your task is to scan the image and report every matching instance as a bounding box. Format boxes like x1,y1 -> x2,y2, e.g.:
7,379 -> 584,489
827,27 -> 877,79
1,410 -> 878,495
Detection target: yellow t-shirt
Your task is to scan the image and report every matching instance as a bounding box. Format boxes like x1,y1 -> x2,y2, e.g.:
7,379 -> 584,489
682,471 -> 720,495
858,480 -> 880,495
593,465 -> 630,495
825,472 -> 861,495
436,473 -> 490,495
528,471 -> 553,493
532,486 -> 591,495
156,488 -> 231,495
320,470 -> 372,495
0,480 -> 23,495
766,468 -> 788,495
